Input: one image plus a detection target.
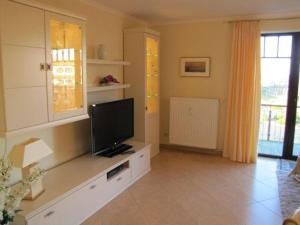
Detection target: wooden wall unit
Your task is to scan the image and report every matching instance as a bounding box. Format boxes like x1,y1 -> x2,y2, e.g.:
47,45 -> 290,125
0,0 -> 88,137
124,28 -> 160,157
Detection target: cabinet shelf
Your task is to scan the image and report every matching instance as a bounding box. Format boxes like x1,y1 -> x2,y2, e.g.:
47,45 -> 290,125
87,59 -> 130,66
146,74 -> 159,78
87,84 -> 130,93
147,94 -> 159,98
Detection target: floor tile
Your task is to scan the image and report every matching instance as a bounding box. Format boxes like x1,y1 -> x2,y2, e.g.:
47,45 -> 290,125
260,197 -> 283,217
81,149 -> 287,225
236,202 -> 283,225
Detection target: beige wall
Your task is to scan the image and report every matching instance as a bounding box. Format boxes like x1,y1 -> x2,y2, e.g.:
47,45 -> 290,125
154,18 -> 300,151
1,0 -> 145,178
153,22 -> 232,150
261,18 -> 300,33
2,0 -> 299,173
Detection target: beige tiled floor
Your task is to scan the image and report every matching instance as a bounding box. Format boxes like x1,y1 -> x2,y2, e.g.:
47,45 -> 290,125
82,149 -> 285,225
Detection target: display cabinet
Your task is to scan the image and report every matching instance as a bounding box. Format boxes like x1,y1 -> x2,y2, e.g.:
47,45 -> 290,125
146,36 -> 159,113
0,0 -> 88,137
46,13 -> 87,121
124,28 -> 160,157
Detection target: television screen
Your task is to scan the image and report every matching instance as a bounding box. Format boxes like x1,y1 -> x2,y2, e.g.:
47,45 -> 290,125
90,98 -> 134,155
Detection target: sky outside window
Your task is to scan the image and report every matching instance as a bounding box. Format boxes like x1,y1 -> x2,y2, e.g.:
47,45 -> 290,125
261,35 -> 292,105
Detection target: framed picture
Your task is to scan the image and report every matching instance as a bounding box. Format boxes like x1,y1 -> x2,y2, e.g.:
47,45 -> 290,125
180,57 -> 210,77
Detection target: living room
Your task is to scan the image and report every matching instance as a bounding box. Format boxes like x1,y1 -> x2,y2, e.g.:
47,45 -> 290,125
0,0 -> 300,225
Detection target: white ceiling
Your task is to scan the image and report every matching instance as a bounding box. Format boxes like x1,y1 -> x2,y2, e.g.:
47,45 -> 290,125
91,0 -> 300,24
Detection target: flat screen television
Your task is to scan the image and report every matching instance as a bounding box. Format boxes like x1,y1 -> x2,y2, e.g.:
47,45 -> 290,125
90,98 -> 134,157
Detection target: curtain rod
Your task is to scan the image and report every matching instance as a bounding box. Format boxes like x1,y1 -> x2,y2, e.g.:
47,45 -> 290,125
228,16 -> 300,23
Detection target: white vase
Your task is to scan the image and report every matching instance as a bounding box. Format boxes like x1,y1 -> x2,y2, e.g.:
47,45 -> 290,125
95,44 -> 106,59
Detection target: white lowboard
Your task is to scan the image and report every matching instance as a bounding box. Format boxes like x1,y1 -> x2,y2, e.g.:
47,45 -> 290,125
14,141 -> 151,225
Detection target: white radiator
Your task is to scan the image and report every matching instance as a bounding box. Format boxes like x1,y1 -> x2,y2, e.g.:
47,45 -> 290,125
169,97 -> 219,149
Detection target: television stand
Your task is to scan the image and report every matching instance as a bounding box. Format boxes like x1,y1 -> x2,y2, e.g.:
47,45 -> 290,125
100,144 -> 133,157
17,141 -> 151,225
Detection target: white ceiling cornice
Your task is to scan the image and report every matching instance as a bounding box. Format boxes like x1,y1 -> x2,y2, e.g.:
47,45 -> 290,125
79,0 -> 300,26
148,10 -> 300,26
79,0 -> 147,25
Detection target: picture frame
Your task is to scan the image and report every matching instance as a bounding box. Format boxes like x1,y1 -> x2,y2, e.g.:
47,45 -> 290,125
180,57 -> 210,77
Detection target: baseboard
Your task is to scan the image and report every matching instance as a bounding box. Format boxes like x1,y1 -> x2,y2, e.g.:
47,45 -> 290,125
151,149 -> 160,158
160,144 -> 222,155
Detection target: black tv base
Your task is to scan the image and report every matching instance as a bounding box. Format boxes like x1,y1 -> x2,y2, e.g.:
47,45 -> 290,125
99,144 -> 133,158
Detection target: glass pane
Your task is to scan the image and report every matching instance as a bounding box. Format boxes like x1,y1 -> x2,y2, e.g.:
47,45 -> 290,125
278,36 -> 292,57
50,20 -> 83,113
295,116 -> 300,156
294,80 -> 300,157
265,36 -> 278,57
258,58 -> 291,156
261,36 -> 265,57
261,58 -> 291,105
146,37 -> 159,113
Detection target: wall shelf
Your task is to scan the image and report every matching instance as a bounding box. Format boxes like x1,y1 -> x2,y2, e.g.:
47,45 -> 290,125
87,84 -> 130,93
87,59 -> 130,66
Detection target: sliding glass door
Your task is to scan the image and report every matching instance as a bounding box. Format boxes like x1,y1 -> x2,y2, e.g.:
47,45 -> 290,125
258,32 -> 300,160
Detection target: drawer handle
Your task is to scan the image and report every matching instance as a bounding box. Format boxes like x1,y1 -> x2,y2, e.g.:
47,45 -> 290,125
44,211 -> 55,218
89,185 -> 97,190
140,154 -> 144,158
117,177 -> 122,182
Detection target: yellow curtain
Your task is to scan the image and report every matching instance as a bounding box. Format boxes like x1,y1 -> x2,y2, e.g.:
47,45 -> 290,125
223,21 -> 261,163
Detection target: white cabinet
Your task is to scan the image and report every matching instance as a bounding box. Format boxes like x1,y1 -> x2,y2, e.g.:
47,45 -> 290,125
20,142 -> 151,225
124,28 -> 160,157
0,0 -> 87,136
0,0 -> 48,133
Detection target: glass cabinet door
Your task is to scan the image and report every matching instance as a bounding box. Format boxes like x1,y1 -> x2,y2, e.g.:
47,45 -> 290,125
146,36 -> 159,113
46,14 -> 86,120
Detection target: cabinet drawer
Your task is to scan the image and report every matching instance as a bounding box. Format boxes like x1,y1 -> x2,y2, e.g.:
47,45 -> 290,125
82,175 -> 107,215
131,148 -> 150,180
27,175 -> 106,225
27,204 -> 62,225
105,168 -> 131,200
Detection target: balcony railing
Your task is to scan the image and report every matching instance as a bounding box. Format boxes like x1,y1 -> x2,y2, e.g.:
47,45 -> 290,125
259,104 -> 300,144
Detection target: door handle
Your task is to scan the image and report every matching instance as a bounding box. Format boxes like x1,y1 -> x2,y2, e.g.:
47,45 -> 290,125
46,63 -> 52,71
40,63 -> 45,71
